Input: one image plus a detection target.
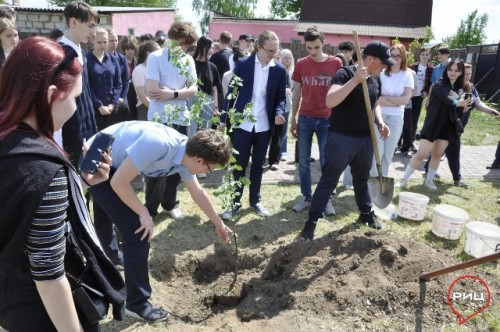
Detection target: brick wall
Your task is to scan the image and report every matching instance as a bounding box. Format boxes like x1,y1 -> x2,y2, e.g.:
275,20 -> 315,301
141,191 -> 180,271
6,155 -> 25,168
16,10 -> 111,39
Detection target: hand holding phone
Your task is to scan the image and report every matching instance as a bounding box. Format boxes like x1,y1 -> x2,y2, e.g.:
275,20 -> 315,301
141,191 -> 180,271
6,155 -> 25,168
80,133 -> 114,174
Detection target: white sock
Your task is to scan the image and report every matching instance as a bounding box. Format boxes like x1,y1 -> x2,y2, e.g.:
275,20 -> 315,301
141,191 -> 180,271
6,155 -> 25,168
427,168 -> 437,181
402,166 -> 415,181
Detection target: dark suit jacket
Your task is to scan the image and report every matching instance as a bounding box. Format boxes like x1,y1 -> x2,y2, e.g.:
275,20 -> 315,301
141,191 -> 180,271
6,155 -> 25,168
222,54 -> 286,134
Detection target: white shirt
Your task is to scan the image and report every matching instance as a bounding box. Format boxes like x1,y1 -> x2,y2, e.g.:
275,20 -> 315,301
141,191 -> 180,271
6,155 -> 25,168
415,63 -> 427,96
222,69 -> 233,98
239,56 -> 275,133
145,48 -> 197,125
380,69 -> 414,116
132,63 -> 147,107
59,35 -> 84,66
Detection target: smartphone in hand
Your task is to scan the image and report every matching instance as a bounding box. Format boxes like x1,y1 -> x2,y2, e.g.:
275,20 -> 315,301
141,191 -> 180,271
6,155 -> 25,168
465,93 -> 472,99
79,133 -> 114,174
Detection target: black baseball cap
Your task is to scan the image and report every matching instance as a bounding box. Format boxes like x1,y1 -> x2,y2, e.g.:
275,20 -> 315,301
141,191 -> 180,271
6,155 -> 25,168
363,41 -> 395,66
239,34 -> 254,42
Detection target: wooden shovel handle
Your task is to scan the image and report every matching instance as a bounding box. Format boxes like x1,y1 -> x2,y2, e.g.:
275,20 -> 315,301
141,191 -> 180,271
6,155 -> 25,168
352,31 -> 382,166
420,251 -> 500,282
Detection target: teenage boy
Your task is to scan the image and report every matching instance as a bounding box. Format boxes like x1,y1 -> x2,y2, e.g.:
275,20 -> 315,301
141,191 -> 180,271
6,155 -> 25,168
400,48 -> 433,156
430,46 -> 451,84
145,21 -> 198,220
60,1 -> 99,165
88,121 -> 233,322
107,28 -> 131,121
338,41 -> 355,65
300,41 -> 392,240
290,26 -> 343,215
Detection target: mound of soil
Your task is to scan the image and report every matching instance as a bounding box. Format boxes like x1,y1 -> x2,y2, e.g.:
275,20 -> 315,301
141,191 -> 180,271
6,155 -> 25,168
145,230 -> 499,331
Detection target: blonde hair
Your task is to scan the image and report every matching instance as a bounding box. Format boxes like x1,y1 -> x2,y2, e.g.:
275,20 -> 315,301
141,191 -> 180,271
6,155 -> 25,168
95,26 -> 108,37
0,17 -> 16,35
279,48 -> 294,73
252,30 -> 279,55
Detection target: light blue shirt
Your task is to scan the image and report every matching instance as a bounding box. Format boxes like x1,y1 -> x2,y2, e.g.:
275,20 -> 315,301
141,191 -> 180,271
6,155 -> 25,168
88,121 -> 194,180
430,59 -> 451,84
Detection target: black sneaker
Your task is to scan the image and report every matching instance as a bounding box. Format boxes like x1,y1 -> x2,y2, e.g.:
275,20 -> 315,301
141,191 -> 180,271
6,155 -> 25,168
300,221 -> 317,240
126,304 -> 169,322
357,211 -> 383,230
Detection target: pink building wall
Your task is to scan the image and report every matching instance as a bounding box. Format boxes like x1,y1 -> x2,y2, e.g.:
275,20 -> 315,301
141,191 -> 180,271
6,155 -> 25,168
210,21 -> 299,44
112,12 -> 175,36
209,21 -> 391,47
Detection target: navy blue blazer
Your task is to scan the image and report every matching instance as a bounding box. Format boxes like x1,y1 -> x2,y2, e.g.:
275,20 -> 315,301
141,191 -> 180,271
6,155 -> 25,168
222,54 -> 287,134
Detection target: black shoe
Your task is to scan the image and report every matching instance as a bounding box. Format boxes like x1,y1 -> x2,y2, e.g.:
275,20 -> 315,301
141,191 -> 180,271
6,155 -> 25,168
401,150 -> 414,158
300,221 -> 316,240
410,145 -> 417,153
357,211 -> 383,230
486,164 -> 500,170
126,304 -> 169,322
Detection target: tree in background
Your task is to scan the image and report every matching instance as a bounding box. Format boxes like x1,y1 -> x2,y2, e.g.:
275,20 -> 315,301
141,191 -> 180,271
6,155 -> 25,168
192,0 -> 258,35
49,0 -> 175,8
407,26 -> 434,64
442,9 -> 488,49
270,0 -> 301,19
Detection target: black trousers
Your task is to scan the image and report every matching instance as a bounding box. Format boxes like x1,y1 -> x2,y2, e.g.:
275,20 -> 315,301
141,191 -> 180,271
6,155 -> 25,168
144,124 -> 188,214
0,265 -> 99,331
268,125 -> 283,166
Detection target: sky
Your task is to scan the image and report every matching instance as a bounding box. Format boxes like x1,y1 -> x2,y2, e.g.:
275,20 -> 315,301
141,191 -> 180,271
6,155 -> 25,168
21,0 -> 500,43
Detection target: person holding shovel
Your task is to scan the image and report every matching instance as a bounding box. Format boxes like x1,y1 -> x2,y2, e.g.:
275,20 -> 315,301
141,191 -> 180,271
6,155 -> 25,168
300,41 -> 392,240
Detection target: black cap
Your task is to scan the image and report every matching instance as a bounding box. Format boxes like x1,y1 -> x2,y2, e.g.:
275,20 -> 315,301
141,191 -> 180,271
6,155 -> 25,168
239,34 -> 253,42
363,41 -> 395,66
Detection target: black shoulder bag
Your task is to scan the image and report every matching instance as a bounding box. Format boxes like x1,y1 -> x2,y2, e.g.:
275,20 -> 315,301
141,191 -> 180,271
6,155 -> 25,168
65,224 -> 110,324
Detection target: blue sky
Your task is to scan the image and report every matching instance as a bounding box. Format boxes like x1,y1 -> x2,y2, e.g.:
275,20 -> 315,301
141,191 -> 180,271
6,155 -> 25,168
22,0 -> 500,43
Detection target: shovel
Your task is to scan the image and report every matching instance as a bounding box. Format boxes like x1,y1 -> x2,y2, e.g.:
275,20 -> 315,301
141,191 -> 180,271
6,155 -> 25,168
352,31 -> 394,208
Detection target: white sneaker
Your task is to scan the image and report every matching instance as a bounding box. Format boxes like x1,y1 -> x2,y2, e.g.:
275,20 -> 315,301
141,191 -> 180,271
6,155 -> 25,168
397,179 -> 408,188
324,199 -> 336,216
197,173 -> 207,179
166,207 -> 185,220
424,179 -> 438,190
279,155 -> 287,161
270,164 -> 279,171
292,196 -> 311,213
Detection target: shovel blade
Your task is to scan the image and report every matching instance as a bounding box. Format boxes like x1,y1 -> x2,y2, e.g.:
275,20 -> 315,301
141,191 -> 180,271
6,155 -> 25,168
368,176 -> 395,209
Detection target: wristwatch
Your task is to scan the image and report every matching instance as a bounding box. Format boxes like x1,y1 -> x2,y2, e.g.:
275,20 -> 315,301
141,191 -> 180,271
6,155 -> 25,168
173,90 -> 178,99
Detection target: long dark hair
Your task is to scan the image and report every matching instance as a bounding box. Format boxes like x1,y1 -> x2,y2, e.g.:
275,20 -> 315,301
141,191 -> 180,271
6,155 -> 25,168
193,36 -> 212,61
442,59 -> 466,91
0,37 -> 82,141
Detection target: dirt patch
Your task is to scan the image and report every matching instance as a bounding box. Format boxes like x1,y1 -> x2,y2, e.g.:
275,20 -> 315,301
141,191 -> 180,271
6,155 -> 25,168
123,229 -> 500,331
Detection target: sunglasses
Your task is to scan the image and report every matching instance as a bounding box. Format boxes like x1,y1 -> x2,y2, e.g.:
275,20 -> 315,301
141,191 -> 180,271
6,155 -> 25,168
51,47 -> 79,81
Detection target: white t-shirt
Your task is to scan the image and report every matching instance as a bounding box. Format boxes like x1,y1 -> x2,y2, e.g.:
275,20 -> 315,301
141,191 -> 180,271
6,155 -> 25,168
415,63 -> 427,96
145,48 -> 197,125
380,69 -> 414,116
132,63 -> 146,107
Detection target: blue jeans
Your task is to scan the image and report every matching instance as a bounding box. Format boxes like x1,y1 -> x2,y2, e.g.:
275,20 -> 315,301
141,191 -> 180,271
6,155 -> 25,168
279,111 -> 290,157
308,132 -> 373,223
297,115 -> 330,200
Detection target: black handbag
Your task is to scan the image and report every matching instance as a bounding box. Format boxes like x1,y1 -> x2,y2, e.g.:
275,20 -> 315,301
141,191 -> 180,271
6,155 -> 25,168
66,266 -> 110,324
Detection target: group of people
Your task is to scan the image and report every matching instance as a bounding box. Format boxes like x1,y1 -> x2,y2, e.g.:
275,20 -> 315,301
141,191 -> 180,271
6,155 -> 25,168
1,1 -> 499,330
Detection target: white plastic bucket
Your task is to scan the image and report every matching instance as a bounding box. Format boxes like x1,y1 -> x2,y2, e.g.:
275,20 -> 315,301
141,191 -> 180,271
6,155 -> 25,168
398,192 -> 430,221
431,204 -> 469,240
464,222 -> 500,258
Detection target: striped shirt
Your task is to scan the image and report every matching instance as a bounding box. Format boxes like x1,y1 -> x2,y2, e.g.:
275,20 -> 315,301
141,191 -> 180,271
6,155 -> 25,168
25,168 -> 68,281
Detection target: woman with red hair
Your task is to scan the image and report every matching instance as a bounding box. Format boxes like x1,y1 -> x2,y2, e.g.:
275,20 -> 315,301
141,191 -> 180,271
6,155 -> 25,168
0,37 -> 125,331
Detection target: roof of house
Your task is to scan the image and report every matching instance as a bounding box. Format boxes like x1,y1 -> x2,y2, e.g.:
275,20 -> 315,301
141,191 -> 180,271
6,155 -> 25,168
211,10 -> 297,23
13,6 -> 175,14
300,0 -> 432,27
294,22 -> 428,39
